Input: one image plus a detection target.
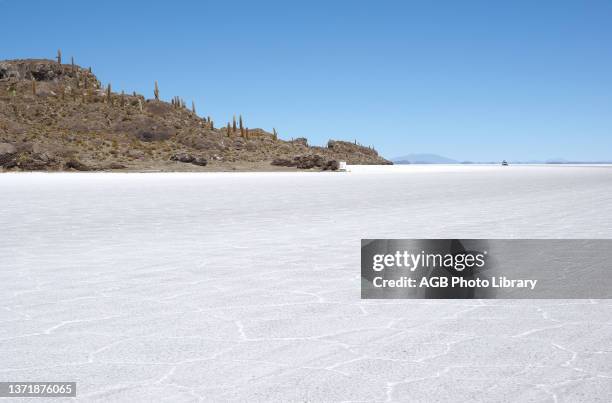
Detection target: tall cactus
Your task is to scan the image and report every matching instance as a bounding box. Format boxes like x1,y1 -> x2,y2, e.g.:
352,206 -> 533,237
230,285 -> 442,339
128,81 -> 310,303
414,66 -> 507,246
106,83 -> 111,103
232,115 -> 237,133
56,49 -> 62,64
272,128 -> 278,140
154,81 -> 159,100
71,56 -> 75,72
226,122 -> 231,137
192,101 -> 196,114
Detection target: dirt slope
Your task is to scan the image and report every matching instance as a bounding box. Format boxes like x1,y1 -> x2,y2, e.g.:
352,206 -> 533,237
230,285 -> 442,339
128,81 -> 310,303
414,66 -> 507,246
0,59 -> 391,171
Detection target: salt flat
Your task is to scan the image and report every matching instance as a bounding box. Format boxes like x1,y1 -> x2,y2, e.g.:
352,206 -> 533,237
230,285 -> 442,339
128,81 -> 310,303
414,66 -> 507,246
1,165 -> 612,402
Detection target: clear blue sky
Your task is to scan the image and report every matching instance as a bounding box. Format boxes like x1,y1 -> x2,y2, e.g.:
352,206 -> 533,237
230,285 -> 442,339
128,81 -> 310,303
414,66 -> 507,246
2,0 -> 612,161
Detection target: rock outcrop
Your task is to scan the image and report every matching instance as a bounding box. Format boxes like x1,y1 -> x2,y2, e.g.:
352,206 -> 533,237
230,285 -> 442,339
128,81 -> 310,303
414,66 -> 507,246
170,153 -> 208,166
272,154 -> 340,170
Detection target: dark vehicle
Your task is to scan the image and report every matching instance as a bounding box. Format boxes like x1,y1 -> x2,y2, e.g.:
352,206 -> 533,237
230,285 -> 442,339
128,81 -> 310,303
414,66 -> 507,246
501,160 -> 508,166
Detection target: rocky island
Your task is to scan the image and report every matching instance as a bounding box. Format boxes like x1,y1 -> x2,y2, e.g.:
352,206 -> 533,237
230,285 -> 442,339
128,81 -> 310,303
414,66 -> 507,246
0,56 -> 391,171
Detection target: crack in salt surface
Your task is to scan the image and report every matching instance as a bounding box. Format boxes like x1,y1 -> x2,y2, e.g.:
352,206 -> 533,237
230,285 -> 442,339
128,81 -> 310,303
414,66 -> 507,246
2,168 -> 612,401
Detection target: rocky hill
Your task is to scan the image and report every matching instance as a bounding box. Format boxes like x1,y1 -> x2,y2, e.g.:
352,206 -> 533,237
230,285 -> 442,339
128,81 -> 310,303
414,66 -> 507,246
0,58 -> 391,171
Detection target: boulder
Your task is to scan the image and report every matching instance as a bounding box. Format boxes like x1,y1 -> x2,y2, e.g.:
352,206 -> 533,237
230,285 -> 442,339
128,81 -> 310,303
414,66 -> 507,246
0,143 -> 16,166
64,159 -> 92,171
192,157 -> 208,166
271,158 -> 295,167
322,160 -> 340,171
170,153 -> 207,166
170,153 -> 195,163
0,60 -> 74,82
3,152 -> 58,170
294,154 -> 326,169
292,137 -> 308,146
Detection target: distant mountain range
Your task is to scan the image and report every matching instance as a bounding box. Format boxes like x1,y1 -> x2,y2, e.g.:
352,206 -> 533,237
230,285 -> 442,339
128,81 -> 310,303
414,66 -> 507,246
392,153 -> 459,164
391,153 -> 611,165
